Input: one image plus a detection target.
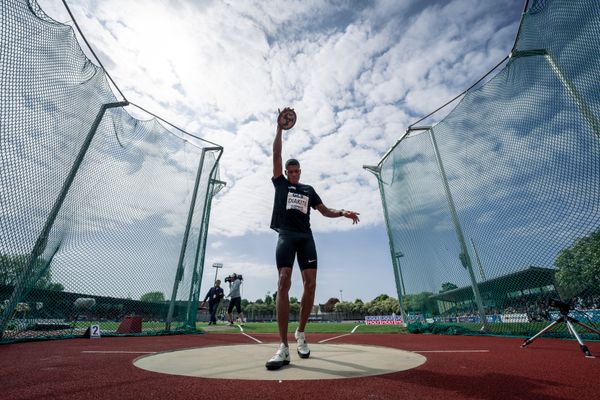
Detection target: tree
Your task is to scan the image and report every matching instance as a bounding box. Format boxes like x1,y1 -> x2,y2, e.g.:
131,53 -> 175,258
381,298 -> 400,314
140,291 -> 165,303
45,282 -> 65,291
440,282 -> 458,293
290,297 -> 298,304
333,301 -> 354,313
264,294 -> 273,305
555,229 -> 600,297
352,299 -> 365,314
373,294 -> 389,302
364,297 -> 400,314
404,292 -> 438,315
322,297 -> 340,312
0,254 -> 64,291
289,302 -> 300,315
245,300 -> 275,317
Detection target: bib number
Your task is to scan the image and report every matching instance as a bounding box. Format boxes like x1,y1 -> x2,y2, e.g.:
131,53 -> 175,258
286,192 -> 308,214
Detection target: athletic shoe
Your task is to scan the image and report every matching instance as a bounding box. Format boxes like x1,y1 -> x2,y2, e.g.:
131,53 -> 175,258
265,343 -> 290,370
295,329 -> 310,358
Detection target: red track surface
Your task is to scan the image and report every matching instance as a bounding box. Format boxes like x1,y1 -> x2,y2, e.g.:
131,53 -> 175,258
1,333 -> 598,400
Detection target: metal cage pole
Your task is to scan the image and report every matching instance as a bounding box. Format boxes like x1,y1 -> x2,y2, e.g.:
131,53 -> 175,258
184,177 -> 226,326
0,101 -> 128,340
470,238 -> 487,281
165,147 -> 215,330
363,165 -> 408,325
183,154 -> 216,326
184,150 -> 224,326
429,127 -> 489,331
183,176 -> 213,326
511,49 -> 600,139
395,252 -> 407,296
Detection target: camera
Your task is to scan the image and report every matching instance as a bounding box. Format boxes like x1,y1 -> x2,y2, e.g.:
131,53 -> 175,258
224,274 -> 243,283
546,298 -> 571,313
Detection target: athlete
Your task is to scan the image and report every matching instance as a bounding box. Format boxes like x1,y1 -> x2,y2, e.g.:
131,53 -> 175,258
266,108 -> 360,370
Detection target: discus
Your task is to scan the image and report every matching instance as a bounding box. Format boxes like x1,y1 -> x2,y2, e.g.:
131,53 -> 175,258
277,108 -> 297,130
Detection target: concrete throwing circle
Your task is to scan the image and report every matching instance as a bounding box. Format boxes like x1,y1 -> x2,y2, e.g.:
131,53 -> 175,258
134,343 -> 426,380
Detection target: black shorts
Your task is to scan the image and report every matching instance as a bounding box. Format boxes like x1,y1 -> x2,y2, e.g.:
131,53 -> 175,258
228,297 -> 241,313
276,230 -> 317,270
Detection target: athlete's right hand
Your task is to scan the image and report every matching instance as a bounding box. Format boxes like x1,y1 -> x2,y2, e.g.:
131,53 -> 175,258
277,107 -> 294,130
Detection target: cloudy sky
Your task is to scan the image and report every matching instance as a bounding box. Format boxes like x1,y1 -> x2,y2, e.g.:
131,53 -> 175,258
37,0 -> 524,304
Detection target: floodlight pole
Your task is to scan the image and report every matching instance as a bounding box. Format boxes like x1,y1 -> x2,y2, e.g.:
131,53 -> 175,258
212,263 -> 223,285
0,101 -> 128,340
363,164 -> 408,326
429,128 -> 489,331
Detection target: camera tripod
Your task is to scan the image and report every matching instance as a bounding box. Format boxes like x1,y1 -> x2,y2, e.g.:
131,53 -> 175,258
521,300 -> 600,358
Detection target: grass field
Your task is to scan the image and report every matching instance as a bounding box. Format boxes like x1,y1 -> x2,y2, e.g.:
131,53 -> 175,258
65,320 -> 598,339
198,321 -> 409,334
66,320 -> 406,334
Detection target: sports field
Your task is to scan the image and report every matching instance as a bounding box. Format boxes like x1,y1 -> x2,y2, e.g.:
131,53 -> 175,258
1,324 -> 598,400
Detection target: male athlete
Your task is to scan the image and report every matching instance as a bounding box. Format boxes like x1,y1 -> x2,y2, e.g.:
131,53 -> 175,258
266,108 -> 360,370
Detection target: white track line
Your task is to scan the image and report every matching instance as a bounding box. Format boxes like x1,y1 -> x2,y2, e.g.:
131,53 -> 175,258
318,333 -> 351,343
318,324 -> 361,343
413,350 -> 490,353
81,351 -> 157,354
242,333 -> 263,343
237,324 -> 263,343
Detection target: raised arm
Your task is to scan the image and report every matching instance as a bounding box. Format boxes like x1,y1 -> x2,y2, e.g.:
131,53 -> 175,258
316,203 -> 360,224
273,109 -> 284,178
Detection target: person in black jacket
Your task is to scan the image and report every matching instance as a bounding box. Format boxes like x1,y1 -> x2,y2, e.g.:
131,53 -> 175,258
201,280 -> 225,325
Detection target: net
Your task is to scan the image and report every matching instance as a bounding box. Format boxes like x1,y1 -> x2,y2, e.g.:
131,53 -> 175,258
0,0 -> 223,342
370,0 -> 600,337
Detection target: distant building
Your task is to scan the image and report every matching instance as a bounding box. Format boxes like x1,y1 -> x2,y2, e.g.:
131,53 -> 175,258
431,267 -> 557,315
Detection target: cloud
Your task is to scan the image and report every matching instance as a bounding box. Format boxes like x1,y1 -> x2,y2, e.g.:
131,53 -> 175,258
210,241 -> 224,249
33,0 -> 522,240
24,0 -> 527,302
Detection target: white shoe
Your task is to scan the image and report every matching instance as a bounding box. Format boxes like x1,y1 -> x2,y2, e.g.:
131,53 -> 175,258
295,329 -> 310,359
265,343 -> 290,370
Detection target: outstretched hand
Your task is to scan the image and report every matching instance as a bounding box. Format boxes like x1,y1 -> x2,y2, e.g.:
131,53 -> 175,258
342,210 -> 360,224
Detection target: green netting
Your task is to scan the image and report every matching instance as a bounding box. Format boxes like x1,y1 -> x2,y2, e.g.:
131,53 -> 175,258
371,0 -> 600,338
0,0 -> 223,342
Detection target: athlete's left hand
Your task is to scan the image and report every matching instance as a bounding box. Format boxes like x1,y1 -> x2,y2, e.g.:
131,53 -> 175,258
342,210 -> 360,224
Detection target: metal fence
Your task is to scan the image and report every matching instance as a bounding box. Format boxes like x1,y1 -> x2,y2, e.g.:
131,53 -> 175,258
366,0 -> 600,338
0,0 -> 224,342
